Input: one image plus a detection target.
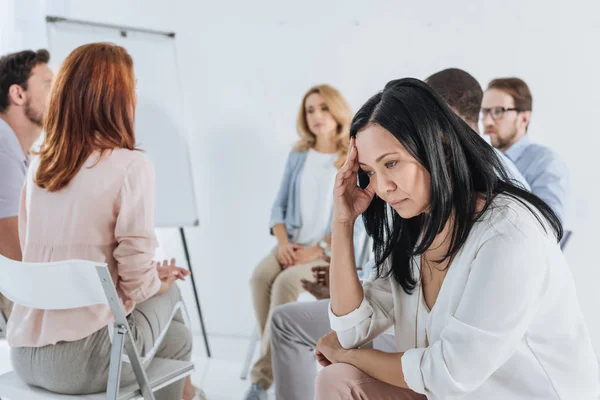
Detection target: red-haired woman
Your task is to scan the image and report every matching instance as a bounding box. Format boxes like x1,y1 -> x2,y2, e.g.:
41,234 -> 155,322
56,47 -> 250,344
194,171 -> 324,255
7,43 -> 204,400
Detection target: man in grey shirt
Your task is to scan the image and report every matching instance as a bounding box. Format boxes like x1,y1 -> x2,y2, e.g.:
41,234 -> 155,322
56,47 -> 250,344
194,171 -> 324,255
0,49 -> 52,324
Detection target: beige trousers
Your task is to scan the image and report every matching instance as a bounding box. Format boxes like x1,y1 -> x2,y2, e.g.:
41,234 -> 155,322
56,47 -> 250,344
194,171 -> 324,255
249,251 -> 328,388
315,363 -> 427,399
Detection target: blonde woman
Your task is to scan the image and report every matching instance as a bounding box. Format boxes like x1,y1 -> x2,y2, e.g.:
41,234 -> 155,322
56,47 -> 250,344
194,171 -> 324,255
245,85 -> 352,400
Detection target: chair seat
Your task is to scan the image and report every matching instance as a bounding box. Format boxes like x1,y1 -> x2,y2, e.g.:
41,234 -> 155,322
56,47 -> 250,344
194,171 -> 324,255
0,358 -> 194,400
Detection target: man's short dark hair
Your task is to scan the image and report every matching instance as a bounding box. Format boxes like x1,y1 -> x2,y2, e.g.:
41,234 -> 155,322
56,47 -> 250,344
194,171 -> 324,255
426,68 -> 482,123
0,49 -> 50,113
487,77 -> 532,112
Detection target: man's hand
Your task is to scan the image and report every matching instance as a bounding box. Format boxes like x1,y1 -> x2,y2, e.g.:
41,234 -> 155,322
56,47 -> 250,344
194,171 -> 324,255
301,278 -> 331,299
300,264 -> 331,299
312,265 -> 330,286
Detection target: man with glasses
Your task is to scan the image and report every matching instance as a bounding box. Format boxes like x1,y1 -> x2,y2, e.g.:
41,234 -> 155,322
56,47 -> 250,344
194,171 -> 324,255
426,69 -> 529,190
482,78 -> 569,222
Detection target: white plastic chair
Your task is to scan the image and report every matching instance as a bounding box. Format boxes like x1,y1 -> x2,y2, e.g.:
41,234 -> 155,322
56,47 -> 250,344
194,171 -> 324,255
0,255 -> 194,400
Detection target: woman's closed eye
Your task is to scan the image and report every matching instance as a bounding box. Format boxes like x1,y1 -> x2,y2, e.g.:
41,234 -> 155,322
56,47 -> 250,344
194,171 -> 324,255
362,161 -> 397,177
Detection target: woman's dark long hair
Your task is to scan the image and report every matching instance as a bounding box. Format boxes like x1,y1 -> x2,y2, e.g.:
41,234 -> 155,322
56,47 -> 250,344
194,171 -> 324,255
352,78 -> 562,294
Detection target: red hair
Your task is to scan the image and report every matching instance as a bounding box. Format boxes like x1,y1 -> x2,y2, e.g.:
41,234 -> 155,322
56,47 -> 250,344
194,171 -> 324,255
36,42 -> 137,191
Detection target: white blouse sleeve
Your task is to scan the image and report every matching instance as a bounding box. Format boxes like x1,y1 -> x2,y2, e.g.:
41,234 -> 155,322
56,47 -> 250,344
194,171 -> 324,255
402,222 -> 551,397
329,263 -> 396,349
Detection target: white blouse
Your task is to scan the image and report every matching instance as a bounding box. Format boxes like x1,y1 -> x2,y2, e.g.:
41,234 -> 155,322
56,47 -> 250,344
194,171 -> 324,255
295,149 -> 337,246
330,195 -> 599,399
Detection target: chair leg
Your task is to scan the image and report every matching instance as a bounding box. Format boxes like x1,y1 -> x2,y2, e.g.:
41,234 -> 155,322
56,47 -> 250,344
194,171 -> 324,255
97,266 -> 156,400
107,324 -> 126,400
124,330 -> 156,400
240,326 -> 260,380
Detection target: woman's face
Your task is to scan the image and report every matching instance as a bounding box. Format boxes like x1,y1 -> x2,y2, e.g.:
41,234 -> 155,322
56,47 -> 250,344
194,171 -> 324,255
304,92 -> 338,141
356,124 -> 431,219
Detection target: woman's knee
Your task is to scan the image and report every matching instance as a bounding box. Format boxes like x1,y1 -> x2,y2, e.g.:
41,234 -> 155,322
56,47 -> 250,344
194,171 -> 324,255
271,269 -> 303,304
315,363 -> 364,399
166,281 -> 182,302
249,254 -> 280,289
162,321 -> 193,361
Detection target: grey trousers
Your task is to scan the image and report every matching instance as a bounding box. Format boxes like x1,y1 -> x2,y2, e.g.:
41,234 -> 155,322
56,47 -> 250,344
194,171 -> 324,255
249,251 -> 327,388
10,284 -> 192,400
270,299 -> 396,400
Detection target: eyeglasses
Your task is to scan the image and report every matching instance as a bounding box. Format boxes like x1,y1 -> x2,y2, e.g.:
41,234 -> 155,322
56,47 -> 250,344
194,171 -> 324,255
480,107 -> 520,121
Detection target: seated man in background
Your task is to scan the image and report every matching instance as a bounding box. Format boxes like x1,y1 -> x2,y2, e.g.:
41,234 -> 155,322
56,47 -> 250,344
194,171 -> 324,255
269,68 -> 532,400
0,49 -> 52,327
482,77 -> 568,222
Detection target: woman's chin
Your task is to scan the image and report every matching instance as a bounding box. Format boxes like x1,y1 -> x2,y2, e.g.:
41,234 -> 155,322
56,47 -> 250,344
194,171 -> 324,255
313,128 -> 337,140
391,204 -> 418,219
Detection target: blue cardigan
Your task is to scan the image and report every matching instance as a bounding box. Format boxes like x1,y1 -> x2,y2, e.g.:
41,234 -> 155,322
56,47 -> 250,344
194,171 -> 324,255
269,151 -> 367,253
269,151 -> 312,240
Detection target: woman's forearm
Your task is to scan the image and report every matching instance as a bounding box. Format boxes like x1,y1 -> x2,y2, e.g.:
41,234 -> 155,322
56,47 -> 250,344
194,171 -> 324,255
330,221 -> 364,316
340,348 -> 409,389
156,280 -> 169,295
272,224 -> 289,246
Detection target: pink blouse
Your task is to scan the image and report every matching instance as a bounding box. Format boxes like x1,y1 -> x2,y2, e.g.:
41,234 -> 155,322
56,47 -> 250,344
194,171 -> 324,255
7,149 -> 161,347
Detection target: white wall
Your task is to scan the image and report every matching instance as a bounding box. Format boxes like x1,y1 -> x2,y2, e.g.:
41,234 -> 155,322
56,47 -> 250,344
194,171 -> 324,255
6,0 -> 599,353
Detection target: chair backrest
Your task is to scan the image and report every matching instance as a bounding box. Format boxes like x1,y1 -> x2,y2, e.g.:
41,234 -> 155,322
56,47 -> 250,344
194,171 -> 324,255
0,254 -> 110,310
560,230 -> 573,251
0,254 -> 165,399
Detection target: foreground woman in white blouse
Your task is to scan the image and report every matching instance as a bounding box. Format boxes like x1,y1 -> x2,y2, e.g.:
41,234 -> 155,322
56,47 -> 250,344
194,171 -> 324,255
314,78 -> 600,399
